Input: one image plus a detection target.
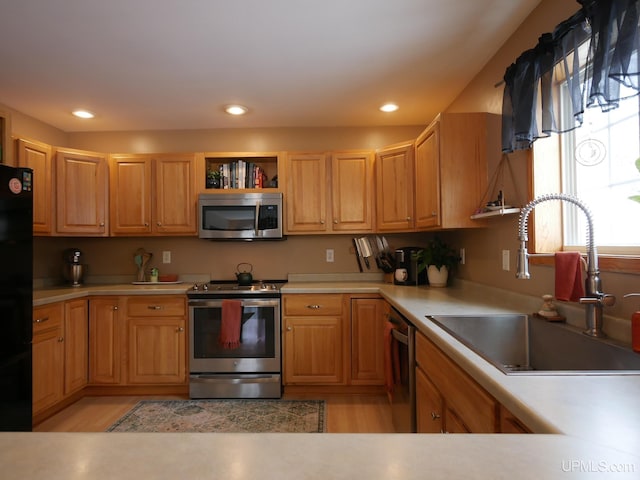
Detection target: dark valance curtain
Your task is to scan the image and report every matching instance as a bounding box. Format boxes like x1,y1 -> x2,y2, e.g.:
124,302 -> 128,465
502,0 -> 640,152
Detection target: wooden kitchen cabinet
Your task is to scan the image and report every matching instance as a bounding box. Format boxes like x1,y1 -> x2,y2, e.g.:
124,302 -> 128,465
32,299 -> 88,416
415,331 -> 498,433
16,137 -> 53,234
350,298 -> 385,385
375,141 -> 415,231
109,153 -> 197,236
282,294 -> 348,384
32,303 -> 65,415
55,147 -> 109,236
126,296 -> 187,385
415,330 -> 531,433
414,113 -> 499,230
89,297 -> 124,385
63,299 -> 88,395
285,151 -> 374,234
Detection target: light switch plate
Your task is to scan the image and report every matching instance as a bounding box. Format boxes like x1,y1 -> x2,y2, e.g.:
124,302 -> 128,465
326,249 -> 334,263
162,251 -> 171,264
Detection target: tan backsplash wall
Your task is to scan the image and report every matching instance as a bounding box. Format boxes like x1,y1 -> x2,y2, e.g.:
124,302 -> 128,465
35,233 -> 431,283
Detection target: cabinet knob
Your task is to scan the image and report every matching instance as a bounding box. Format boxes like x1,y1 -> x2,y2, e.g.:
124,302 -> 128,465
406,216 -> 411,221
431,211 -> 437,217
431,411 -> 441,420
113,306 -> 118,311
320,220 -> 325,225
33,316 -> 49,324
99,222 -> 105,227
306,304 -> 321,309
58,337 -> 64,343
286,326 -> 292,331
157,222 -> 162,226
148,305 -> 162,310
333,220 -> 338,224
176,327 -> 184,333
144,223 -> 149,227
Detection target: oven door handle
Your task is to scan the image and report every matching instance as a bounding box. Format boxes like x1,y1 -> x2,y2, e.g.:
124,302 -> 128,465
188,298 -> 279,308
254,200 -> 261,236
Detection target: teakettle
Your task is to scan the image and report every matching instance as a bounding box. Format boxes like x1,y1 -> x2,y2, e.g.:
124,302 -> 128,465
236,263 -> 254,285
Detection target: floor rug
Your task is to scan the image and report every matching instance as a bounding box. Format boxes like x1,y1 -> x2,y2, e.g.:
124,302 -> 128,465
106,399 -> 326,433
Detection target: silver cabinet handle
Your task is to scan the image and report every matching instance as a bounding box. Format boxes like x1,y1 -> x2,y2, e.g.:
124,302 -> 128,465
33,316 -> 49,324
148,305 -> 162,310
306,304 -> 321,309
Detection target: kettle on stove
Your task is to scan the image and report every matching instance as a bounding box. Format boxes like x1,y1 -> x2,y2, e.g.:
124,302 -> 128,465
235,263 -> 254,286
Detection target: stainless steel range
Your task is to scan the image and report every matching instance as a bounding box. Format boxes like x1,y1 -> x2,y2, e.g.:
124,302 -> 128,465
187,280 -> 284,399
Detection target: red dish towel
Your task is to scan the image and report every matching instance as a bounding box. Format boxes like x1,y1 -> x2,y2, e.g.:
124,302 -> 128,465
555,252 -> 585,302
219,299 -> 242,349
383,321 -> 401,395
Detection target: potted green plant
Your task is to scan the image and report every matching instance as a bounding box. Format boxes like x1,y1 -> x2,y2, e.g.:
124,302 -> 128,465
206,169 -> 222,189
414,236 -> 461,287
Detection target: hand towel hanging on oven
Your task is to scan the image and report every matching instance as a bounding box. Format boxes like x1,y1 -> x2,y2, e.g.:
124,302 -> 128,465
219,299 -> 242,349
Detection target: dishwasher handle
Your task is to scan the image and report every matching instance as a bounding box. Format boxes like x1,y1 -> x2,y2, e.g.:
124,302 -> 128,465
391,328 -> 409,345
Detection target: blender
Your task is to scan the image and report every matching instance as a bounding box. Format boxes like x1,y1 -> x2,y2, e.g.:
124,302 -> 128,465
62,248 -> 86,287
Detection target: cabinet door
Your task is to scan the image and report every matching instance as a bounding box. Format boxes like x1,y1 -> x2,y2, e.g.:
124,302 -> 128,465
415,366 -> 443,433
55,148 -> 108,235
63,299 -> 88,395
415,125 -> 440,229
153,154 -> 197,234
17,138 -> 52,234
285,153 -> 328,233
109,155 -> 153,235
331,151 -> 374,232
283,316 -> 345,384
499,405 -> 532,433
127,317 -> 186,384
89,298 -> 123,384
32,303 -> 64,415
375,142 -> 415,231
350,298 -> 385,385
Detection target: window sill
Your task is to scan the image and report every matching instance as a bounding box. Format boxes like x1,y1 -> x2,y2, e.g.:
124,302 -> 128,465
529,254 -> 640,274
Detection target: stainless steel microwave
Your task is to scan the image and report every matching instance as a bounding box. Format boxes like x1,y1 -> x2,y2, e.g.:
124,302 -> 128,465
198,192 -> 284,240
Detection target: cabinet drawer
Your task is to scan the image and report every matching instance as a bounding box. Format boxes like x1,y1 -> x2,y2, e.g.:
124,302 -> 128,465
416,331 -> 497,433
283,294 -> 344,316
32,303 -> 64,334
127,296 -> 186,317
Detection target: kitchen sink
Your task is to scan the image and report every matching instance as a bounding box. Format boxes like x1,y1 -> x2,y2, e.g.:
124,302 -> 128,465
427,314 -> 640,375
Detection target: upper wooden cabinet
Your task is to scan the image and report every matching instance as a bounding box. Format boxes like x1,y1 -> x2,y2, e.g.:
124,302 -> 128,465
55,148 -> 109,236
16,138 -> 53,234
285,151 -> 374,234
414,113 -> 499,230
109,153 -> 197,236
375,141 -> 415,232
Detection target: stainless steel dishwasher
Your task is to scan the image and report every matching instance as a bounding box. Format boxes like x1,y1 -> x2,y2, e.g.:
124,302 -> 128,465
388,306 -> 416,433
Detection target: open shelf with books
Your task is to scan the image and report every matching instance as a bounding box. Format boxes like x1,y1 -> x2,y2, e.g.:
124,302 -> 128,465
203,152 -> 282,191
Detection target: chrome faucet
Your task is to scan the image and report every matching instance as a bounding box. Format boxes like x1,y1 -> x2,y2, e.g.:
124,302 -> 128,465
516,193 -> 615,338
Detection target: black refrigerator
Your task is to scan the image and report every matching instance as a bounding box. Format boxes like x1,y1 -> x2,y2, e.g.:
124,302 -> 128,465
0,163 -> 33,431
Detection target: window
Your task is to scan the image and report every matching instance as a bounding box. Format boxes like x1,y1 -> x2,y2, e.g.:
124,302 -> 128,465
560,86 -> 640,253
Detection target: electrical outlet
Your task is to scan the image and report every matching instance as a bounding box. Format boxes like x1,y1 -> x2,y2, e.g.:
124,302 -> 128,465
162,251 -> 171,264
460,248 -> 466,265
326,249 -> 334,263
502,250 -> 510,271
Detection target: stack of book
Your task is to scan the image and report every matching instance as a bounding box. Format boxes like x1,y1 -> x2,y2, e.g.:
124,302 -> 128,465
218,160 -> 268,189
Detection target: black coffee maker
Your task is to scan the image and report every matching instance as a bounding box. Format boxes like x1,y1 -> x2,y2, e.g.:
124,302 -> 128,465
394,247 -> 426,285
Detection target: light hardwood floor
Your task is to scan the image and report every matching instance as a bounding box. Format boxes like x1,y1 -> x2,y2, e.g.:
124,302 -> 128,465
34,394 -> 396,433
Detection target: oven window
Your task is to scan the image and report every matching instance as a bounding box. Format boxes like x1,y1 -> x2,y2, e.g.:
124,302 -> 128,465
192,305 -> 276,358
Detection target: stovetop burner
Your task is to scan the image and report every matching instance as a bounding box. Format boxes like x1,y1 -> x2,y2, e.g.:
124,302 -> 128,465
188,279 -> 286,297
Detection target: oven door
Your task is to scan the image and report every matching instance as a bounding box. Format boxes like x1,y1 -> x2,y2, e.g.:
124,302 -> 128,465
188,298 -> 281,374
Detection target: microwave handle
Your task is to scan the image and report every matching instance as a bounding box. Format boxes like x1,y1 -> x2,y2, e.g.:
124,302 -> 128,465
254,201 -> 260,236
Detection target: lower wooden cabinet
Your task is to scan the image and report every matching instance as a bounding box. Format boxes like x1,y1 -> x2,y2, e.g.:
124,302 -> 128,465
415,331 -> 531,433
33,299 -> 88,416
126,296 -> 186,384
89,297 -> 123,385
282,294 -> 386,387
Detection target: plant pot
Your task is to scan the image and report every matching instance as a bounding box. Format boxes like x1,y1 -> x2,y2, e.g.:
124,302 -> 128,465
206,177 -> 221,189
427,265 -> 448,287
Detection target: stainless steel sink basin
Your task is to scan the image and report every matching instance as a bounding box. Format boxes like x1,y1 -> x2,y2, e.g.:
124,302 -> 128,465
427,314 -> 640,375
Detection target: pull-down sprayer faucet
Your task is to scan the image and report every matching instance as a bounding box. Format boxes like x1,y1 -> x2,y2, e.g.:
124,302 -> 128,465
516,193 -> 615,338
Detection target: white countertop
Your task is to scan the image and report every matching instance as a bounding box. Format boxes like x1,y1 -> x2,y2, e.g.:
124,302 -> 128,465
18,279 -> 639,478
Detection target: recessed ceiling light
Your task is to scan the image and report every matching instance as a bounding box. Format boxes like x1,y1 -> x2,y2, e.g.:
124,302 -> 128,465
379,103 -> 399,113
224,105 -> 248,115
72,109 -> 94,119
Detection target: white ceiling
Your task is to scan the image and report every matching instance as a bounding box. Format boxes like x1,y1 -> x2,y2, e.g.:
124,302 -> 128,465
0,0 -> 540,132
